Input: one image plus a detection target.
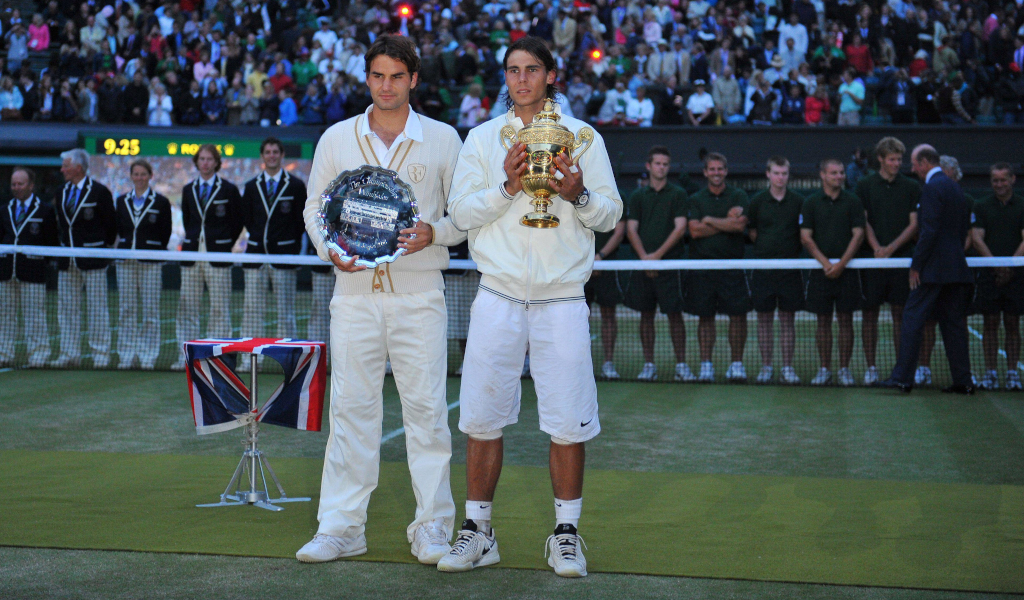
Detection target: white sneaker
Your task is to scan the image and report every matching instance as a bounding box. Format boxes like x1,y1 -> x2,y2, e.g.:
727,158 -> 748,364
756,365 -> 774,384
437,521 -> 500,572
636,362 -> 657,381
863,366 -> 879,386
411,519 -> 451,565
674,362 -> 696,382
1007,370 -> 1023,391
455,362 -> 464,376
545,524 -> 588,578
780,366 -> 801,385
92,356 -> 109,369
837,367 -> 855,387
296,533 -> 367,563
810,367 -> 831,386
522,355 -> 531,378
601,361 -> 620,380
726,361 -> 747,382
979,370 -> 999,390
698,361 -> 715,382
914,366 -> 932,386
170,358 -> 186,372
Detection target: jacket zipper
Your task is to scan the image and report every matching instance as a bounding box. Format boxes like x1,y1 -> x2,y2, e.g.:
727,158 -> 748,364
525,226 -> 533,310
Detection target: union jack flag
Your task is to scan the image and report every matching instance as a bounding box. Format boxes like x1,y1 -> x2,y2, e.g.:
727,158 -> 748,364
184,338 -> 326,435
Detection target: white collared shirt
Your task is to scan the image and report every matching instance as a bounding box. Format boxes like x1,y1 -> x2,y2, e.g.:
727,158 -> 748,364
264,170 -> 283,186
199,175 -> 217,187
926,166 -> 942,183
358,104 -> 424,167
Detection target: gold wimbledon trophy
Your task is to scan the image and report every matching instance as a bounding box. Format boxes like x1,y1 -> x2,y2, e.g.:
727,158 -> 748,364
499,100 -> 595,228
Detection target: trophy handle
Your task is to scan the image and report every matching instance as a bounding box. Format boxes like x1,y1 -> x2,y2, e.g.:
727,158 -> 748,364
571,127 -> 595,165
499,125 -> 517,151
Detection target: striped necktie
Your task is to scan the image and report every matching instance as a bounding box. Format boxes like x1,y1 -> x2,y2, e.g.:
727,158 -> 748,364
200,182 -> 211,207
267,177 -> 277,197
65,186 -> 80,214
15,201 -> 28,226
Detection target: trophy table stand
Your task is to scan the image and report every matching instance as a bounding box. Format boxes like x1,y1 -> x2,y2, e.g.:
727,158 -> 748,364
196,353 -> 311,512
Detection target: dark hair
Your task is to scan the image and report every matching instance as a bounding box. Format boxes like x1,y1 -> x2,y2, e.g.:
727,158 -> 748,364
502,36 -> 558,109
991,162 -> 1015,175
914,146 -> 941,166
192,144 -> 222,172
364,34 -> 420,75
260,137 -> 284,155
766,156 -> 790,170
647,145 -> 671,161
12,166 -> 35,184
703,152 -> 728,170
819,158 -> 844,172
129,159 -> 153,176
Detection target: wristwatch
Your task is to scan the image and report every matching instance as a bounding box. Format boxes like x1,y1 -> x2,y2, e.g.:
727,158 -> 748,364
570,187 -> 590,208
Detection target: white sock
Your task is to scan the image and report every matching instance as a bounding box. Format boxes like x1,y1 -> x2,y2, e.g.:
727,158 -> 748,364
465,500 -> 492,535
554,497 -> 582,529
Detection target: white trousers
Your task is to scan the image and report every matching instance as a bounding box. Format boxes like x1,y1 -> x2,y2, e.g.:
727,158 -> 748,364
57,265 -> 110,365
317,289 -> 455,542
116,261 -> 162,368
241,266 -> 297,339
0,279 -> 50,366
308,271 -> 334,348
177,263 -> 232,358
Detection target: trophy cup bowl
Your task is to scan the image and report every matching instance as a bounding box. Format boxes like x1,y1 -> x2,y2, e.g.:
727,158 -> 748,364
500,100 -> 595,228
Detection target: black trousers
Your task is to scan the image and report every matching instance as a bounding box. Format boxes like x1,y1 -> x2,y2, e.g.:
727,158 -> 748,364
891,283 -> 973,386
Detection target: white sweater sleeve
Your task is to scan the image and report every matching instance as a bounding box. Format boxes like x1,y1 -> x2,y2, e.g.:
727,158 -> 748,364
571,131 -> 622,232
428,128 -> 469,247
303,124 -> 339,263
447,127 -> 516,231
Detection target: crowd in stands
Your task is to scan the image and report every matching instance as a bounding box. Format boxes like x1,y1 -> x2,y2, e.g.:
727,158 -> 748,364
1,0 -> 1023,127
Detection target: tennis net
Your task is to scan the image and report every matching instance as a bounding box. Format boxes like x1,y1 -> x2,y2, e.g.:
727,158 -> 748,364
2,244 -> 1022,389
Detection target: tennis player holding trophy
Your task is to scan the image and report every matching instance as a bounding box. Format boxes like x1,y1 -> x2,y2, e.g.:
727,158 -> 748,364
439,36 -> 622,578
298,34 -> 466,565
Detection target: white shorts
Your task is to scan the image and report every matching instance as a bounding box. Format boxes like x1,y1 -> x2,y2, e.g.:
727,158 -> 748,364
459,290 -> 599,443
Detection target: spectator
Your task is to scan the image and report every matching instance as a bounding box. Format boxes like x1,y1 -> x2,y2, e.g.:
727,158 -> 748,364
18,73 -> 38,121
53,79 -> 78,122
837,68 -> 865,125
936,73 -> 976,124
293,48 -> 317,88
237,83 -> 260,125
177,79 -> 203,125
885,68 -> 916,124
747,76 -> 777,124
147,81 -> 173,126
269,59 -> 294,93
686,79 -> 715,126
625,85 -> 655,126
76,78 -> 98,123
79,15 -> 104,56
779,13 -> 810,55
299,82 -> 325,125
258,80 -> 279,126
844,33 -> 873,76
277,88 -> 297,126
5,23 -> 28,72
0,76 -> 24,121
996,62 -> 1024,123
202,80 -> 226,124
779,84 -> 806,123
324,79 -> 346,123
27,13 -> 49,52
711,67 -> 743,123
193,50 -> 218,83
933,36 -> 959,77
97,75 -> 123,123
597,78 -> 631,125
122,70 -> 149,124
778,37 -> 805,75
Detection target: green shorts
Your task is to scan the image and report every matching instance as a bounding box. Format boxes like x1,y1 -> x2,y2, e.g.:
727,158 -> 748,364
860,267 -> 910,309
622,269 -> 686,314
584,269 -> 624,308
685,270 -> 751,317
973,268 -> 1024,315
749,269 -> 805,313
806,269 -> 862,315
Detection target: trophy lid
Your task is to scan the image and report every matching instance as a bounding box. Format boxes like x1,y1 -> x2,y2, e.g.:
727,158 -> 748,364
532,99 -> 560,124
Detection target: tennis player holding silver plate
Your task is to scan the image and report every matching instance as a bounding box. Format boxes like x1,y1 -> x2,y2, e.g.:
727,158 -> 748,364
299,34 -> 466,567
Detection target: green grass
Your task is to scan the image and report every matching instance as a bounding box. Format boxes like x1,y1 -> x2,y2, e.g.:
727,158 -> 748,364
2,370 -> 1023,598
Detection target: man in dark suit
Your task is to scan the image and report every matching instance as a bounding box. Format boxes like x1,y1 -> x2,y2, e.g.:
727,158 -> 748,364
1,167 -> 59,367
173,144 -> 243,370
240,137 -> 307,346
53,149 -> 118,369
114,160 -> 173,370
881,145 -> 975,393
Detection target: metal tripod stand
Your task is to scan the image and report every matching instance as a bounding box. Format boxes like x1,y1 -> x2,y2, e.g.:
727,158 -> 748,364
197,354 -> 311,511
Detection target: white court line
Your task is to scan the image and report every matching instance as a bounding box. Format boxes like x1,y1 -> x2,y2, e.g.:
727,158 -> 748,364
968,326 -> 1008,358
0,368 -> 14,374
381,400 -> 461,444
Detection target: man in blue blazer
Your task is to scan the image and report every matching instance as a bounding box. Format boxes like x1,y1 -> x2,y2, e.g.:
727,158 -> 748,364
880,145 -> 975,393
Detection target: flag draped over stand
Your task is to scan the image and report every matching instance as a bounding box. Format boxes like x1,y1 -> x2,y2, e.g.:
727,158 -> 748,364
184,338 -> 326,435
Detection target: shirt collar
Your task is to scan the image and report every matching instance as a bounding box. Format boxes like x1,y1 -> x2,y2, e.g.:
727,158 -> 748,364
199,175 -> 217,186
72,178 -> 87,191
925,166 -> 942,183
359,104 -> 424,144
264,170 -> 283,184
506,102 -> 564,131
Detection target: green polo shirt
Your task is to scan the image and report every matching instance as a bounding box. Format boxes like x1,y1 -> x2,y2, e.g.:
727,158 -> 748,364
626,182 -> 689,260
747,188 -> 804,259
801,189 -> 866,258
972,193 -> 1024,257
688,185 -> 749,260
855,172 -> 921,257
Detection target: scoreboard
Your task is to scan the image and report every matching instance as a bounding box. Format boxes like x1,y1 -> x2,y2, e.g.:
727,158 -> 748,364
82,135 -> 313,160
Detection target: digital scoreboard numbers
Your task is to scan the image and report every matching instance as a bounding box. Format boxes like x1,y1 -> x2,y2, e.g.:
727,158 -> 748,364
87,136 -> 310,160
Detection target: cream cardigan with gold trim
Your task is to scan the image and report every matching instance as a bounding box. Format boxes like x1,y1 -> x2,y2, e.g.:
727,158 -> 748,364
303,110 -> 466,296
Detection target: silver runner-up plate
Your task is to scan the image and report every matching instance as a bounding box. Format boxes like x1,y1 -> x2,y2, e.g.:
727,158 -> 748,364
315,165 -> 419,268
